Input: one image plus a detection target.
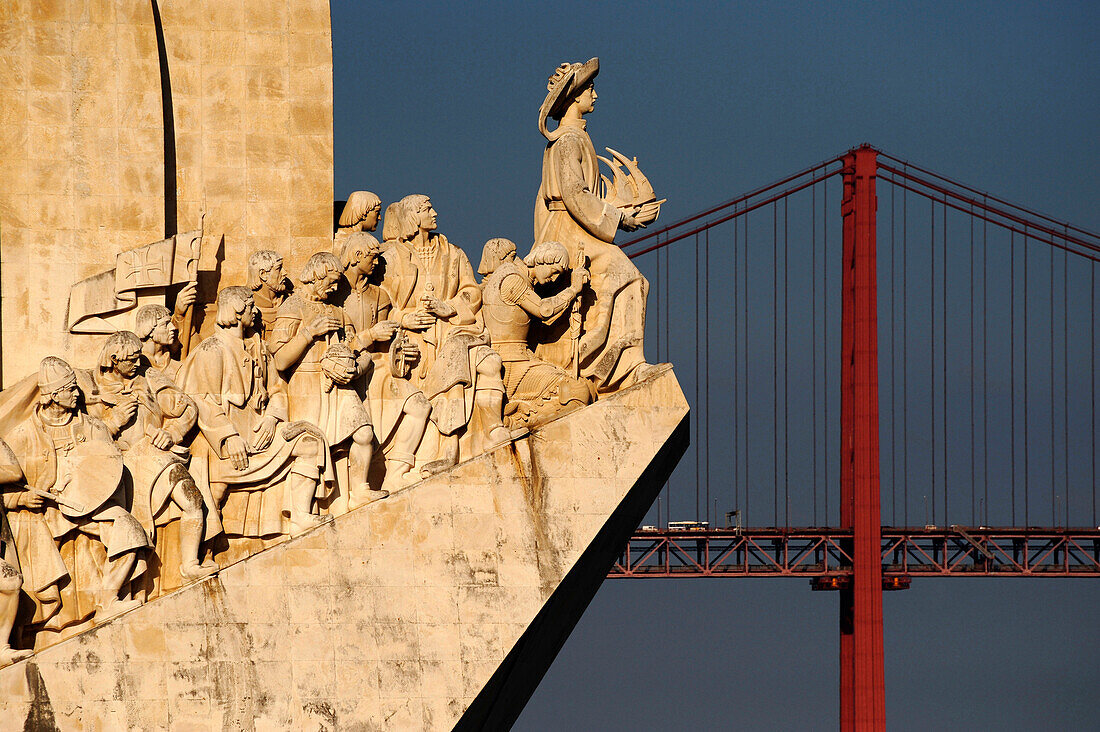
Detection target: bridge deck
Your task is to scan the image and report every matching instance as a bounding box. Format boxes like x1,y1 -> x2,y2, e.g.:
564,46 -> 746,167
609,527 -> 1100,581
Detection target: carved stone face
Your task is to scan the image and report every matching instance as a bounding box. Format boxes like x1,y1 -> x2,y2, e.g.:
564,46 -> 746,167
114,350 -> 142,378
314,267 -> 342,300
150,315 -> 178,348
261,261 -> 287,293
416,200 -> 438,232
357,250 -> 378,278
532,263 -> 565,285
240,300 -> 257,328
52,383 -> 79,411
362,206 -> 380,232
575,84 -> 597,115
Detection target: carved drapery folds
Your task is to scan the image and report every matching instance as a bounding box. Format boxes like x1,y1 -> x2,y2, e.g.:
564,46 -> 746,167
0,57 -> 665,663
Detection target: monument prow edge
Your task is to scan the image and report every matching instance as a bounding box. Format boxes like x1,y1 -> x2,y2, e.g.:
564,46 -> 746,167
0,366 -> 688,730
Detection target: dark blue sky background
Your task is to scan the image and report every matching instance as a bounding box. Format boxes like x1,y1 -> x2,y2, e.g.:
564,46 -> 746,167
330,1 -> 1099,728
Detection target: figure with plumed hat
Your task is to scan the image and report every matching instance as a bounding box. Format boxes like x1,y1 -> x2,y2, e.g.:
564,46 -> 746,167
533,58 -> 666,393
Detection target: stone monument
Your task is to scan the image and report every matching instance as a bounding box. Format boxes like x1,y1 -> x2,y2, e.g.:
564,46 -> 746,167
0,4 -> 686,728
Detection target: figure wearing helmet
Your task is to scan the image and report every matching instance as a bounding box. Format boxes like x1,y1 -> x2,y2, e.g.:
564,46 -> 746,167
1,357 -> 150,640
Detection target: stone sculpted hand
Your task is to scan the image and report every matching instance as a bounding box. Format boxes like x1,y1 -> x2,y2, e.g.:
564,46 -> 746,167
369,320 -> 399,342
251,416 -> 278,452
16,491 -> 45,510
174,281 -> 198,317
305,314 -> 342,339
151,428 -> 174,450
401,312 -> 435,331
225,435 -> 249,470
112,397 -> 140,429
620,213 -> 642,232
328,361 -> 358,385
420,293 -> 456,319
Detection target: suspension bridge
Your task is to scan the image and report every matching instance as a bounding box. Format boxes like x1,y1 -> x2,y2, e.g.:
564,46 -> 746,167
607,145 -> 1100,728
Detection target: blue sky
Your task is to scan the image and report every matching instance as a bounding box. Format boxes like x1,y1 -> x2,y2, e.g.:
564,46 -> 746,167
330,2 -> 1100,728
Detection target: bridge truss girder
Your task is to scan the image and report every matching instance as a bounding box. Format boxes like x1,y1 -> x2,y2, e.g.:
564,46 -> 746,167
609,527 -> 1100,580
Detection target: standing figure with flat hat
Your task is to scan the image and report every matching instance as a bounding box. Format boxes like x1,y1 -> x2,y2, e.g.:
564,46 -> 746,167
533,57 -> 665,393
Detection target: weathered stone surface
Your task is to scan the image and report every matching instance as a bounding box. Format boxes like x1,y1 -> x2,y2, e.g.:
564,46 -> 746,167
0,366 -> 687,729
0,0 -> 333,386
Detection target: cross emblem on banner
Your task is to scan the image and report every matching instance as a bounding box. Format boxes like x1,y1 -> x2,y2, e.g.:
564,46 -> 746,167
121,246 -> 170,287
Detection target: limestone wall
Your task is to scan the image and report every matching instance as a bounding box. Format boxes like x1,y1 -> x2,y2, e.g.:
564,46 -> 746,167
0,368 -> 689,730
0,0 -> 333,386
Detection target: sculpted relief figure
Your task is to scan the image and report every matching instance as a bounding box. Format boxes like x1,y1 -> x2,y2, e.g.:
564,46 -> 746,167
178,287 -> 330,539
135,304 -> 184,381
89,332 -> 217,581
1,358 -> 149,637
336,232 -> 432,492
478,239 -> 594,427
248,250 -> 291,338
534,58 -> 663,392
0,447 -> 32,666
334,190 -> 382,254
268,252 -> 382,509
380,195 -> 510,472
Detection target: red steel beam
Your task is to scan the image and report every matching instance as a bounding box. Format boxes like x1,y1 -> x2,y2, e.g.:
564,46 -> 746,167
608,528 -> 1100,578
839,145 -> 885,730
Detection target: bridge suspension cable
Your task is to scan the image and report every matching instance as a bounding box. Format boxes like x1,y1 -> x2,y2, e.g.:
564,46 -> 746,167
622,144 -> 1100,537
614,144 -> 1100,727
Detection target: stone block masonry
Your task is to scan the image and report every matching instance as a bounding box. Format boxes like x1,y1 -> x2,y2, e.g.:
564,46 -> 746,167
0,0 -> 333,386
0,367 -> 688,730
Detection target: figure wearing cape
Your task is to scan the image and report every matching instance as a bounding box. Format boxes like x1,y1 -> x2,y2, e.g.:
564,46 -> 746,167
533,58 -> 662,392
380,233 -> 501,448
177,329 -> 333,541
0,374 -> 149,638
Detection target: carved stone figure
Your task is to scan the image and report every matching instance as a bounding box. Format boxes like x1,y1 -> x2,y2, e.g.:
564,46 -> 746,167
334,190 -> 382,254
0,557 -> 29,668
381,200 -> 402,244
0,448 -> 32,667
1,357 -> 149,633
479,239 -> 594,427
380,195 -> 510,473
534,58 -> 663,392
89,332 -> 217,581
269,252 -> 382,509
336,232 -> 432,492
247,250 -> 290,338
135,304 -> 183,381
178,287 -> 330,538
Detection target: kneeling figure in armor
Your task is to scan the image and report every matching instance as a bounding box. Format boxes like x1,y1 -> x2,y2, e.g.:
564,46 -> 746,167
479,238 -> 594,428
